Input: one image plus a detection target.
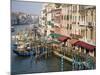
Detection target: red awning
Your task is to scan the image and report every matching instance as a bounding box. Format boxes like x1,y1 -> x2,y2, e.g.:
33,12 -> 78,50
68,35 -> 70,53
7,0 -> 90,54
58,36 -> 71,42
69,39 -> 79,45
74,41 -> 96,51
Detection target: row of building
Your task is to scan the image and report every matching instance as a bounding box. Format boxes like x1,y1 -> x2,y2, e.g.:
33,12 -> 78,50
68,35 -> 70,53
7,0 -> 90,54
39,3 -> 96,46
11,12 -> 39,25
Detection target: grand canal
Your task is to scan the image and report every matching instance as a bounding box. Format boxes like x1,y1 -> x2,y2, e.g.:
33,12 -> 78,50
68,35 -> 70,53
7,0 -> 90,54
11,24 -> 72,75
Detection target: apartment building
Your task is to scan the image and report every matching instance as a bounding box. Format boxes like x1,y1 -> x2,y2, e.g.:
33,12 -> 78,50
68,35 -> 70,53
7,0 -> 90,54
40,3 -> 96,46
78,5 -> 96,45
61,4 -> 96,45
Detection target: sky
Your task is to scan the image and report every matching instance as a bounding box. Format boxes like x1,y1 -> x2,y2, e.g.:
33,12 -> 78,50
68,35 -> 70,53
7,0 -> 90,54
11,0 -> 43,15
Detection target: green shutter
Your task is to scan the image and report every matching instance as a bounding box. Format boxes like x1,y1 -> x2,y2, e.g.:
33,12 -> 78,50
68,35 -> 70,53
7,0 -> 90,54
47,21 -> 54,27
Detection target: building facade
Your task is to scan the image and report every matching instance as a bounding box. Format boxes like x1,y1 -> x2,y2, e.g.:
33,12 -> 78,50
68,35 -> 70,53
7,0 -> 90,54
40,3 -> 96,46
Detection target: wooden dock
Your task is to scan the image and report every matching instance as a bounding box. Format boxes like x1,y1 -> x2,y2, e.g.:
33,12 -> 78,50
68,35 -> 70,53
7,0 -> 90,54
53,51 -> 73,62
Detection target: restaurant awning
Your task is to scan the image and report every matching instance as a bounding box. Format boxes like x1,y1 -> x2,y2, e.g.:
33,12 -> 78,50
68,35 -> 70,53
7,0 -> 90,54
58,36 -> 71,42
74,41 -> 96,51
69,39 -> 79,45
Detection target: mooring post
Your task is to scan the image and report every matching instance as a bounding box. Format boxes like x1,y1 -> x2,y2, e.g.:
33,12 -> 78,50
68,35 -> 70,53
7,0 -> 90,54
45,45 -> 48,59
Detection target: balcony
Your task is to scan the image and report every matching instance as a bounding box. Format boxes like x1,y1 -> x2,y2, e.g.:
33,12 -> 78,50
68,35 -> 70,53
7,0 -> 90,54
54,13 -> 61,17
79,21 -> 95,28
79,21 -> 88,26
87,22 -> 93,28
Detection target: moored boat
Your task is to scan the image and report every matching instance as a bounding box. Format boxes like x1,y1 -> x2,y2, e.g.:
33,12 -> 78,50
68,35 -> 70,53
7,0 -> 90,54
12,42 -> 33,56
13,49 -> 32,56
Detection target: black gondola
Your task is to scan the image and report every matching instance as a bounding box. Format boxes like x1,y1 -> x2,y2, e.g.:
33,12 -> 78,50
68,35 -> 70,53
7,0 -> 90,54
12,43 -> 34,56
13,49 -> 32,56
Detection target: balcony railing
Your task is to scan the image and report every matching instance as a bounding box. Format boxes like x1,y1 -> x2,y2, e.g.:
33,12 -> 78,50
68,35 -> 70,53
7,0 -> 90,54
79,21 -> 95,28
79,21 -> 88,26
87,22 -> 94,28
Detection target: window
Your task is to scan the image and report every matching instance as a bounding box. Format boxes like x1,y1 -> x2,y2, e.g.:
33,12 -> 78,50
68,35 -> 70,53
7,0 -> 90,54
62,15 -> 64,20
82,16 -> 83,21
79,16 -> 80,21
64,15 -> 69,20
70,15 -> 72,20
67,15 -> 69,20
70,24 -> 72,30
73,16 -> 74,21
75,16 -> 77,21
64,15 -> 66,20
91,28 -> 93,39
67,24 -> 69,29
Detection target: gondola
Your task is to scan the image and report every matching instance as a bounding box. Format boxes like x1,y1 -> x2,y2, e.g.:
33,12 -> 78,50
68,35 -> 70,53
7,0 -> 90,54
13,49 -> 33,56
12,44 -> 34,57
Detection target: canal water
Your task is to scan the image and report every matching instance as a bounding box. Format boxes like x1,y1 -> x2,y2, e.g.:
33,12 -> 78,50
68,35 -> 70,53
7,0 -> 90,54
11,24 -> 72,74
